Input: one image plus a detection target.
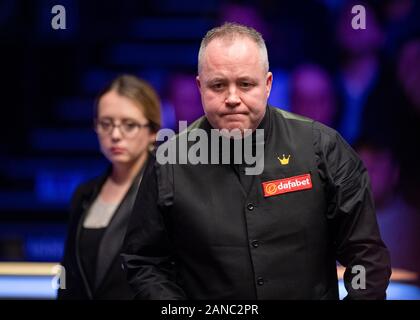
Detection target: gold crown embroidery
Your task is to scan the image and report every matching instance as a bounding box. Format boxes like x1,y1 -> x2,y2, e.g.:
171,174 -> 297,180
277,154 -> 291,165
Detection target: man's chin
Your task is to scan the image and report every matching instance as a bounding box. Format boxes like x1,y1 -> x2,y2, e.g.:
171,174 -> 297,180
206,117 -> 254,135
217,123 -> 256,139
219,120 -> 249,131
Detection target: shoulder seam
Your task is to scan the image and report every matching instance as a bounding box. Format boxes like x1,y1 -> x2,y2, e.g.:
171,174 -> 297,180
271,107 -> 313,123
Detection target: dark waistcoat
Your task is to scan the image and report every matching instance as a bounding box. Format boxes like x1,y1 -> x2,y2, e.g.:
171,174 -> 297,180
157,107 -> 338,299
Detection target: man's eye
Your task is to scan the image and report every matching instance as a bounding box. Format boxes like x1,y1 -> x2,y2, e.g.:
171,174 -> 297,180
240,82 -> 253,88
211,83 -> 224,90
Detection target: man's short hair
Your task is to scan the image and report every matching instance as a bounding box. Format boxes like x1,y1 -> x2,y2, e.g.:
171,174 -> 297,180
198,22 -> 269,74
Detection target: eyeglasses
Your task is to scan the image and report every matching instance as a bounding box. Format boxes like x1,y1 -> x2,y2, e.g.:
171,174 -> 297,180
95,118 -> 150,138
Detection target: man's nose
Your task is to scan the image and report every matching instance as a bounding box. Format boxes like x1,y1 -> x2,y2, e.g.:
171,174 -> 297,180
225,86 -> 241,107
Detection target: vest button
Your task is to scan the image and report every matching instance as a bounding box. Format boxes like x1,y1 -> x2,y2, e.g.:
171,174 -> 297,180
247,203 -> 254,211
251,240 -> 259,248
257,277 -> 264,286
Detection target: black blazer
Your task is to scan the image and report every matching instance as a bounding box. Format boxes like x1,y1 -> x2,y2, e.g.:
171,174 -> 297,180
57,161 -> 146,299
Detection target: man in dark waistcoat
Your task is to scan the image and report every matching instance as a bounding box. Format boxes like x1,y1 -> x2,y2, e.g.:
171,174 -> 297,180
121,22 -> 391,300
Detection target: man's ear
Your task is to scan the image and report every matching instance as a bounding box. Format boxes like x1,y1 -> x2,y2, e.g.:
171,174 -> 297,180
196,75 -> 201,90
266,72 -> 273,98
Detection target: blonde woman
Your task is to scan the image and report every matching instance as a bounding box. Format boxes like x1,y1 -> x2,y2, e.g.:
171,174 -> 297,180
58,75 -> 161,299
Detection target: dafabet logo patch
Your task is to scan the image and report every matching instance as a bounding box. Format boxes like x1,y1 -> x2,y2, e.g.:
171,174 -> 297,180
262,174 -> 312,198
